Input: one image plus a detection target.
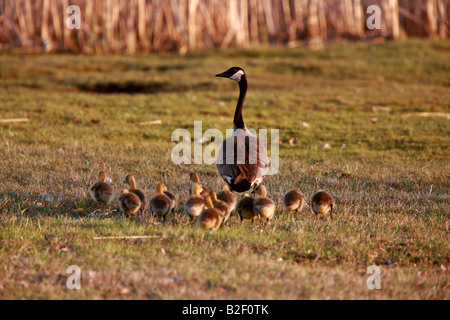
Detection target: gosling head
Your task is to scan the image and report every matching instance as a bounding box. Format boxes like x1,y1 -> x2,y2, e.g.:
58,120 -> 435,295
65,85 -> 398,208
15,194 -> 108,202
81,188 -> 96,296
124,175 -> 136,186
252,184 -> 267,198
215,67 -> 245,83
156,182 -> 165,194
98,171 -> 107,183
192,183 -> 203,196
190,172 -> 200,183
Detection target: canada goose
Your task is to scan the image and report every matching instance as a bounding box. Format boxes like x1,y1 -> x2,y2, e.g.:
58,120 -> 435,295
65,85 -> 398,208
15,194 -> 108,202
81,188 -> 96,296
217,184 -> 237,213
119,189 -> 141,217
210,190 -> 232,224
189,172 -> 210,197
236,194 -> 257,224
149,182 -> 172,222
124,175 -> 148,212
198,195 -> 224,231
283,189 -> 306,214
252,185 -> 275,224
90,171 -> 114,205
311,190 -> 335,220
215,67 -> 269,193
184,183 -> 205,221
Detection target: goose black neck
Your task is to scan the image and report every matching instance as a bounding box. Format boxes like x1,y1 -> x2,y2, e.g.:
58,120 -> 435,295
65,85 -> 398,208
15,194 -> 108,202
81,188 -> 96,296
233,75 -> 247,130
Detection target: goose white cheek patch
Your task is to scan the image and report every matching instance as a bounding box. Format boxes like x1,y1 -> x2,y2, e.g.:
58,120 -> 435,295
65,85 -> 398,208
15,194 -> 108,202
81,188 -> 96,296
230,70 -> 244,82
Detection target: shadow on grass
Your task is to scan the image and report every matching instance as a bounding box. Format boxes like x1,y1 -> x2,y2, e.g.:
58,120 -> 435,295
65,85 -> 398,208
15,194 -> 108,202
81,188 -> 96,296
0,189 -> 104,218
74,80 -> 215,94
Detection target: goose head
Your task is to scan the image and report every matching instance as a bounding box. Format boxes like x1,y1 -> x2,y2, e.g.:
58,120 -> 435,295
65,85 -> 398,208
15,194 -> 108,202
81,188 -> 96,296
216,67 -> 245,82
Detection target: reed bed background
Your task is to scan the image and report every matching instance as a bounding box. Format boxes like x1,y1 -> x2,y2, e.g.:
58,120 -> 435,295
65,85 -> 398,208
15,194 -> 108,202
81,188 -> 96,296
0,0 -> 448,54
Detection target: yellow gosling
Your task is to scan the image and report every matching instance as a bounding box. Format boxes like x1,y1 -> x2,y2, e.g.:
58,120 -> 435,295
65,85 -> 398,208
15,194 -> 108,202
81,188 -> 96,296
311,190 -> 335,220
124,175 -> 148,212
119,189 -> 141,217
90,171 -> 114,205
252,185 -> 275,224
184,183 -> 205,221
198,195 -> 223,231
283,189 -> 306,214
149,182 -> 172,222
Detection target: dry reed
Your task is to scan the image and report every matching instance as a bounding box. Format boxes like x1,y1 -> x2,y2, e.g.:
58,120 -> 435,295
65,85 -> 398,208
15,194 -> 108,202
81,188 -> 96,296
0,0 -> 447,54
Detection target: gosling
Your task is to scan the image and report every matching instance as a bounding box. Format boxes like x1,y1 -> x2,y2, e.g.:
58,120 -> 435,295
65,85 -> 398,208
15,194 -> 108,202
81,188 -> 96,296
210,190 -> 232,224
198,195 -> 224,231
149,182 -> 172,222
236,194 -> 257,224
311,190 -> 335,220
189,172 -> 210,197
90,171 -> 114,205
163,185 -> 178,213
252,185 -> 275,224
283,189 -> 306,214
184,183 -> 205,222
119,189 -> 141,217
124,175 -> 148,212
217,184 -> 237,213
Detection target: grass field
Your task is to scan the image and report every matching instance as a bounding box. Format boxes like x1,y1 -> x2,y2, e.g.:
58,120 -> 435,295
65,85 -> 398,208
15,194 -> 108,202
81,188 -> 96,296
0,39 -> 449,300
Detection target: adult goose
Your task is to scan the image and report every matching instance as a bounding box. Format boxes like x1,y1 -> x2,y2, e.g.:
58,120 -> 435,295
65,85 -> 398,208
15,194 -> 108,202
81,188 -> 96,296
215,67 -> 269,193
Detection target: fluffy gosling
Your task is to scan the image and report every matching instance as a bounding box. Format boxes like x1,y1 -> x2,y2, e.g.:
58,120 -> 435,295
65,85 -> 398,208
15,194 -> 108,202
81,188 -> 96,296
119,189 -> 141,217
311,190 -> 335,220
252,185 -> 275,224
124,175 -> 148,212
149,182 -> 172,222
198,195 -> 224,231
283,189 -> 306,214
163,185 -> 178,213
189,172 -> 210,197
236,194 -> 257,224
90,171 -> 114,205
217,184 -> 237,213
210,190 -> 232,224
184,183 -> 205,222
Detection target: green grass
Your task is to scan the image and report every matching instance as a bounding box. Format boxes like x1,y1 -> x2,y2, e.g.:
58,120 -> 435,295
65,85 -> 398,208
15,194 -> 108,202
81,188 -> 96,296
0,39 -> 449,299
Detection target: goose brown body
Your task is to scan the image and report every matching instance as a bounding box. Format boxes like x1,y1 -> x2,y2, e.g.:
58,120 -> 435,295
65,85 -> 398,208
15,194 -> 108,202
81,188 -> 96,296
311,190 -> 335,219
149,183 -> 172,221
198,196 -> 224,231
283,189 -> 306,213
90,171 -> 114,205
119,189 -> 141,217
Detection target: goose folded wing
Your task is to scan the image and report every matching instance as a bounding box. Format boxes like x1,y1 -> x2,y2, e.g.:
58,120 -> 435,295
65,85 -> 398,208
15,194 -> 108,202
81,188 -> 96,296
217,135 -> 269,184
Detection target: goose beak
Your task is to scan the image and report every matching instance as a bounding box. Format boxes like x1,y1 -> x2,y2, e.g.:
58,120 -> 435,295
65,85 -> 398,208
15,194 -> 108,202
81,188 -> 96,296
215,71 -> 229,78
